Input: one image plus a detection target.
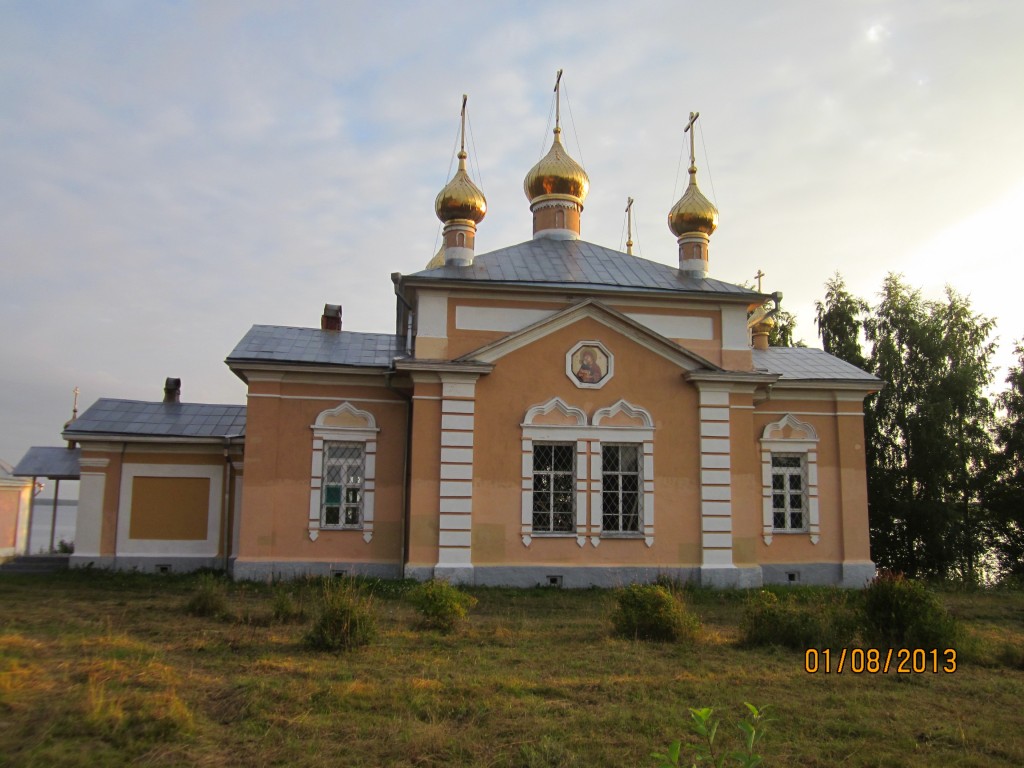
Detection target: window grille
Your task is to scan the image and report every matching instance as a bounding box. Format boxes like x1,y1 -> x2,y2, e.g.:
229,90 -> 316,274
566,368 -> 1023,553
771,454 -> 806,531
322,442 -> 364,528
532,442 -> 575,532
601,444 -> 641,532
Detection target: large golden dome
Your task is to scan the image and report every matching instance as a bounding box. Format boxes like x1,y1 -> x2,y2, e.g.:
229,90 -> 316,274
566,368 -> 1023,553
435,151 -> 487,224
668,165 -> 718,237
524,127 -> 590,204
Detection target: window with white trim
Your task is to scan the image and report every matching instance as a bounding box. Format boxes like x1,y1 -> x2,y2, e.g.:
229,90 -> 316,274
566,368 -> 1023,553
759,414 -> 819,545
309,402 -> 378,543
321,442 -> 365,528
520,397 -> 655,548
770,453 -> 807,532
601,444 -> 642,533
532,442 -> 575,533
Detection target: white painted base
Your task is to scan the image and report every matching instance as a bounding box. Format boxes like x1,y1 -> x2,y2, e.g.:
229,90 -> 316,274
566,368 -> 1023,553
699,565 -> 763,588
433,564 -> 474,585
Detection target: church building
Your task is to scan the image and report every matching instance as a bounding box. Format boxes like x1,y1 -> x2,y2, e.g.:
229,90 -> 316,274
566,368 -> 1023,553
64,85 -> 880,588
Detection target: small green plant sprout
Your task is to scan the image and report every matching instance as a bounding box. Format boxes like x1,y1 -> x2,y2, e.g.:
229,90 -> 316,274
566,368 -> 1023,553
652,703 -> 768,768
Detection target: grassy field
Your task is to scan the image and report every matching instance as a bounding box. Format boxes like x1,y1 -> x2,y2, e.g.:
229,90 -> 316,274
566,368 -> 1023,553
1,572 -> 1022,767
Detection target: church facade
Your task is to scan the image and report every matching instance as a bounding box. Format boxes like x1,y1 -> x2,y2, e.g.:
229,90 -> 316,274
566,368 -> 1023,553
64,94 -> 879,588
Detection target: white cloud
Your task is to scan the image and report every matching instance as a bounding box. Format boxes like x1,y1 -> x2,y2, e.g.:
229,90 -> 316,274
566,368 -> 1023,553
1,0 -> 1023,464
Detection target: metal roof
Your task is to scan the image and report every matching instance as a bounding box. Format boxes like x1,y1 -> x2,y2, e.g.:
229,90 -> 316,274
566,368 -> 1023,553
752,347 -> 880,383
409,238 -> 762,298
227,326 -> 406,367
63,399 -> 246,440
12,447 -> 81,479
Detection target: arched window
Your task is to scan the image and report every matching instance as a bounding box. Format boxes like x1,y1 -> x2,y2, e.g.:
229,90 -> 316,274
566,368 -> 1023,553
309,402 -> 379,543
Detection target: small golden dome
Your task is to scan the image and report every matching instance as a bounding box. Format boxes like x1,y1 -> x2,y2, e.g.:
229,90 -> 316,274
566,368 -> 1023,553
425,244 -> 445,270
435,151 -> 487,224
524,128 -> 590,204
668,166 -> 718,237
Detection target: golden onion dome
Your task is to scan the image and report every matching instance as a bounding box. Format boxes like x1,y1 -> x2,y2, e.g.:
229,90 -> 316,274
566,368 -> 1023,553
524,127 -> 590,204
668,165 -> 719,237
435,151 -> 487,224
425,244 -> 446,270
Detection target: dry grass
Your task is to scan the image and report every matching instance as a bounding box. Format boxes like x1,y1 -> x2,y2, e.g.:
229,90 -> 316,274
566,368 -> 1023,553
0,572 -> 1021,767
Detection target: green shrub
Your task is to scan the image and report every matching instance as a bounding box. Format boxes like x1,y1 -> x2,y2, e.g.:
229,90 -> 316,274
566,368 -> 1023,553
860,571 -> 960,648
271,585 -> 306,624
184,573 -> 230,618
740,589 -> 857,649
407,579 -> 478,632
304,580 -> 376,651
612,583 -> 701,643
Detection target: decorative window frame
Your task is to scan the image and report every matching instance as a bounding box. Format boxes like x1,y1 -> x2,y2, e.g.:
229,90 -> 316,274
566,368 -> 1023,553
759,414 -> 819,545
309,402 -> 379,543
565,340 -> 614,389
520,397 -> 654,549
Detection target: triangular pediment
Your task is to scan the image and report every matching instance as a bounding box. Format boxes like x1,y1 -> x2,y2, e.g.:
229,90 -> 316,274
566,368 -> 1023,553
455,299 -> 721,372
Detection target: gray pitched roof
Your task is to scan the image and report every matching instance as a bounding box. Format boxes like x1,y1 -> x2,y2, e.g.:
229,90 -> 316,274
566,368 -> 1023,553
64,399 -> 246,440
13,447 -> 81,479
752,347 -> 880,383
410,239 -> 761,298
227,326 -> 405,368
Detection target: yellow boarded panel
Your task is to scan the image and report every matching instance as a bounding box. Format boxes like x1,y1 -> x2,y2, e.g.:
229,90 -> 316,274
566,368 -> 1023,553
129,476 -> 210,541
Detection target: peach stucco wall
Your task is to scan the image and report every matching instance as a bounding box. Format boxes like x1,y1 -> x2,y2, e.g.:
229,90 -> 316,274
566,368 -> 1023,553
469,315 -> 705,567
750,396 -> 872,566
236,378 -> 408,567
83,446 -> 241,558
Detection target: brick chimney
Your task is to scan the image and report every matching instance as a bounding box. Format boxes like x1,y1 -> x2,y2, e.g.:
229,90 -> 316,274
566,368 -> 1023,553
321,304 -> 342,331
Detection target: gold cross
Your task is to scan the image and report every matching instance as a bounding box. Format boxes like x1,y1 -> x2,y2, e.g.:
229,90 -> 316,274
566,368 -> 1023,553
684,111 -> 700,167
553,69 -> 563,130
755,270 -> 765,293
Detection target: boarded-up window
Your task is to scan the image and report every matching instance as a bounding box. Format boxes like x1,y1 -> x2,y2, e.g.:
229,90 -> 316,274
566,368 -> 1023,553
129,476 -> 210,540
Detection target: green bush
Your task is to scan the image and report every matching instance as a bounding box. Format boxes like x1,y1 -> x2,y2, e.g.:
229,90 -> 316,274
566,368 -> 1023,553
184,573 -> 230,618
612,583 -> 701,643
304,580 -> 377,651
408,579 -> 478,632
860,571 -> 960,648
271,585 -> 306,624
740,589 -> 857,649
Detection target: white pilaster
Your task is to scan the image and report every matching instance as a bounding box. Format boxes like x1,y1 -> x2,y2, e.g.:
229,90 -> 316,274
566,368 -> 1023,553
437,378 -> 477,581
696,385 -> 735,577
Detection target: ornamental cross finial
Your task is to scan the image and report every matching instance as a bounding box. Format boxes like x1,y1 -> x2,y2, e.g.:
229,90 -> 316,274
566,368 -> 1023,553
684,111 -> 700,169
553,69 -> 563,131
459,94 -> 467,155
755,269 -> 766,293
625,197 -> 634,255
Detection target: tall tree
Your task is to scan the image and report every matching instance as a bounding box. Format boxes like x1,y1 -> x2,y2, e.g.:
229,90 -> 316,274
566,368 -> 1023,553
862,274 -> 996,581
767,308 -> 802,347
987,340 -> 1024,578
814,272 -> 869,370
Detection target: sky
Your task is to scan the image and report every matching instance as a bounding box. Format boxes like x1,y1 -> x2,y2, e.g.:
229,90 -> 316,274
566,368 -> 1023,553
2,0 -> 1023,480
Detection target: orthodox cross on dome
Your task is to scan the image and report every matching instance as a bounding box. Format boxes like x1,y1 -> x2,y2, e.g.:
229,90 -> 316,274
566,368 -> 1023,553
553,68 -> 563,131
459,93 -> 467,155
625,197 -> 635,255
755,269 -> 766,293
684,111 -> 700,169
